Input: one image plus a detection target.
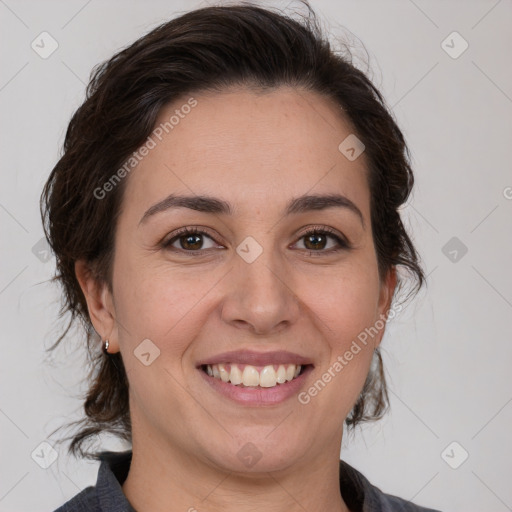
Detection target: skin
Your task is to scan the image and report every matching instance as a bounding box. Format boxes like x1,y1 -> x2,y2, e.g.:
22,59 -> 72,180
76,86 -> 396,512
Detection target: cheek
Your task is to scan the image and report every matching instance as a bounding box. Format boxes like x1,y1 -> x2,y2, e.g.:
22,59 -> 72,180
113,254 -> 216,358
308,263 -> 380,345
301,262 -> 380,404
113,254 -> 171,335
112,260 -> 206,419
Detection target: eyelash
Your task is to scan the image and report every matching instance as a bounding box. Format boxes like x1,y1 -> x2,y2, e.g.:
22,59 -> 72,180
161,225 -> 351,257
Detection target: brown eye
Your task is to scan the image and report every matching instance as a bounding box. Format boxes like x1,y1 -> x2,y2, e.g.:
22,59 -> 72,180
294,227 -> 350,255
303,232 -> 329,250
163,228 -> 219,252
161,226 -> 350,257
177,233 -> 204,250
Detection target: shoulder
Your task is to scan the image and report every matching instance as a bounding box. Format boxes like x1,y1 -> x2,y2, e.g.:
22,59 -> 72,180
339,459 -> 443,512
52,450 -> 134,512
370,487 -> 443,512
53,485 -> 98,512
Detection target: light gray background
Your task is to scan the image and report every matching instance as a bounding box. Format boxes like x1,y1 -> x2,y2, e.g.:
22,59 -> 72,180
1,0 -> 511,511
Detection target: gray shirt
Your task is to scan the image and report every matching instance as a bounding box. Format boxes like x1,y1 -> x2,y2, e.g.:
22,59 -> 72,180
53,450 -> 442,512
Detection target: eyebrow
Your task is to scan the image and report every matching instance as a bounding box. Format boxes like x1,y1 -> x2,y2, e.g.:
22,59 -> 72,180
138,193 -> 365,228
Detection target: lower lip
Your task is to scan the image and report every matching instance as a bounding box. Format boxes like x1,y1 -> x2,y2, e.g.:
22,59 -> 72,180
198,365 -> 314,406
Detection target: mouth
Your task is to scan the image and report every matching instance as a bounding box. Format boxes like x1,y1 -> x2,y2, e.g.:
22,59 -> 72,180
199,362 -> 312,388
196,350 -> 314,404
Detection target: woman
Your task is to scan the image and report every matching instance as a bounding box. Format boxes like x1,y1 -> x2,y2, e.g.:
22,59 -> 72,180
42,2 -> 441,511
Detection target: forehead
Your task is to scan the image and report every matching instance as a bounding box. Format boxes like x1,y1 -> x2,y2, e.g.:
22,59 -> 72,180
122,86 -> 370,220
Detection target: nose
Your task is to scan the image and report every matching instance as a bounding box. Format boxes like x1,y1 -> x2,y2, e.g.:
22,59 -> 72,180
220,242 -> 301,336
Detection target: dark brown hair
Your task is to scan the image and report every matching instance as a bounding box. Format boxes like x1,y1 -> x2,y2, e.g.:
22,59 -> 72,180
41,1 -> 425,460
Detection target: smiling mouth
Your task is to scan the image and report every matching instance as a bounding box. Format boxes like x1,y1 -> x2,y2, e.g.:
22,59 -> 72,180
200,363 -> 311,388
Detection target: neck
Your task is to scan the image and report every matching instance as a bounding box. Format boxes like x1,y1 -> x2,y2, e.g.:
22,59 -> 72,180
122,424 -> 350,512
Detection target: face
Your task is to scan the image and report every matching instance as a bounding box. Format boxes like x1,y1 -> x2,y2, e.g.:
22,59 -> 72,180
78,86 -> 396,474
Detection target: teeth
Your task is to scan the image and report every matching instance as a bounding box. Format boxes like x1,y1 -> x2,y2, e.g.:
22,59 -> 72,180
204,363 -> 303,388
230,364 -> 243,385
219,364 -> 230,383
276,365 -> 287,384
259,365 -> 276,387
242,365 -> 260,386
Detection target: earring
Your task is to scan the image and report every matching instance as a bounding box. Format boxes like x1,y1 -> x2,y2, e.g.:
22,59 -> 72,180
103,339 -> 110,354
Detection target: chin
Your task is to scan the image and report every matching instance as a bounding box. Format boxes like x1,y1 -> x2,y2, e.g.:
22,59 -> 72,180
203,432 -> 305,475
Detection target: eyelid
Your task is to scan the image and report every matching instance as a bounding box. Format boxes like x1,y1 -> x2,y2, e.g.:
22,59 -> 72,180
292,225 -> 351,254
161,226 -> 222,251
294,224 -> 349,244
161,224 -> 351,254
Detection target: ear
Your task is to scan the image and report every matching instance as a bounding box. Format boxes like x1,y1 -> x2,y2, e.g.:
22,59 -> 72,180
373,266 -> 397,350
75,259 -> 119,352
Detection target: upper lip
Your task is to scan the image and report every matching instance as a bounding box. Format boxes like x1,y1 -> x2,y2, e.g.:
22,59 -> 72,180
196,350 -> 313,367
